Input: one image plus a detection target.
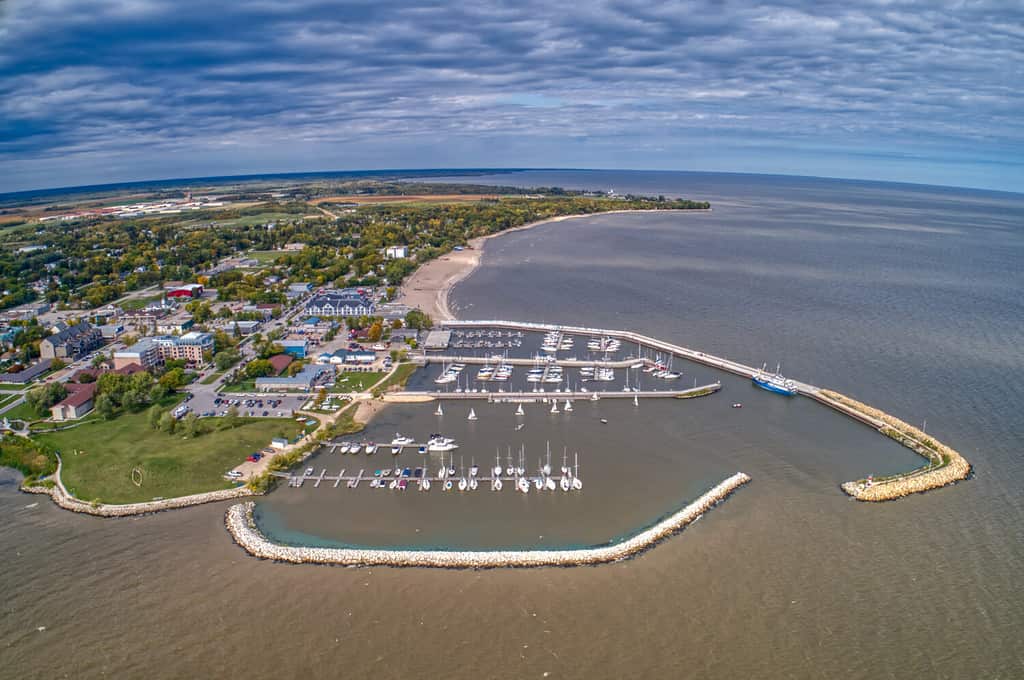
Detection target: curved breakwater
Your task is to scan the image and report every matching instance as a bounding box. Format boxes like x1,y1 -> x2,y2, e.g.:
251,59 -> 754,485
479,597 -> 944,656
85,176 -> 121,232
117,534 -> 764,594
22,454 -> 256,517
443,320 -> 972,501
225,472 -> 751,568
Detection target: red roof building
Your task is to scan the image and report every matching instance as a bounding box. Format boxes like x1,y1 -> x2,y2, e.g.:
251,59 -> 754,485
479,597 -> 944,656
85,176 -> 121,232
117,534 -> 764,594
268,354 -> 293,375
50,382 -> 98,421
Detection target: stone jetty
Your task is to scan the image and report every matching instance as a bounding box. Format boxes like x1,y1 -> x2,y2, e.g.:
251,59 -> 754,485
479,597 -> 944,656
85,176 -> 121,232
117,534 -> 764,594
821,391 -> 972,501
22,454 -> 255,517
225,472 -> 751,568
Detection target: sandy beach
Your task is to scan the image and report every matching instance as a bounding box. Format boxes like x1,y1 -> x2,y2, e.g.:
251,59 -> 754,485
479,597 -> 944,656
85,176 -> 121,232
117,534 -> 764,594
395,210 -> 681,321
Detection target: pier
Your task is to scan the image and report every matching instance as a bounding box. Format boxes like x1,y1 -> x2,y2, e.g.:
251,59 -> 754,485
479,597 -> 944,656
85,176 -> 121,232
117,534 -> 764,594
408,382 -> 720,401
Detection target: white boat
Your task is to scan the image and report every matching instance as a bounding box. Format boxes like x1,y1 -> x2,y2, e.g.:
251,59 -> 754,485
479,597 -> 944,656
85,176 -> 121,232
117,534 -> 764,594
590,393 -> 600,401
391,445 -> 401,455
550,402 -> 559,414
560,476 -> 571,491
515,404 -> 525,416
391,434 -> 415,446
469,478 -> 478,490
467,408 -> 477,421
421,478 -> 431,491
533,477 -> 543,490
389,479 -> 398,489
444,479 -> 453,491
364,442 -> 377,455
458,477 -> 468,491
519,478 -> 531,493
633,394 -> 639,407
564,399 -> 572,412
434,404 -> 444,416
493,479 -> 503,491
545,477 -> 556,491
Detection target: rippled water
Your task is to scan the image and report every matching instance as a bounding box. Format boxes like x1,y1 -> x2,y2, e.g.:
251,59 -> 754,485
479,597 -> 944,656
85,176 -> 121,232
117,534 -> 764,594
3,171 -> 1022,678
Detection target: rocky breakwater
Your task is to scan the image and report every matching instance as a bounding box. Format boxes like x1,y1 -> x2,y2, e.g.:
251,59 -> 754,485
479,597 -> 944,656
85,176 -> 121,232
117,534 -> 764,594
225,472 -> 751,568
22,454 -> 256,517
821,391 -> 972,501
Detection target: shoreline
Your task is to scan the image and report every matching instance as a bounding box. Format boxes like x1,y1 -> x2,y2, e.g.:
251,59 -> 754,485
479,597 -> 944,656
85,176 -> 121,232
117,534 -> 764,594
396,209 -> 702,322
224,472 -> 750,568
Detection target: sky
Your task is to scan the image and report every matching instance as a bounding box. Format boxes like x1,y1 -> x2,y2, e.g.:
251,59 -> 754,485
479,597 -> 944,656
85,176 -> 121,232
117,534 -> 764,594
0,0 -> 1022,194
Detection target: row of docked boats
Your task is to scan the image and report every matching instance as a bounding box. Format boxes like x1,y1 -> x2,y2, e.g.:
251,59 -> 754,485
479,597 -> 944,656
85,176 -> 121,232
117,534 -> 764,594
541,331 -> 574,353
433,362 -> 466,385
335,433 -> 459,455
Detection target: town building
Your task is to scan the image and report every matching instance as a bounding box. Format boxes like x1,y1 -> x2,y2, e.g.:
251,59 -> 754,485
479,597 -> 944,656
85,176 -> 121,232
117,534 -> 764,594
39,322 -> 103,360
267,354 -> 293,375
165,283 -> 204,299
278,339 -> 308,358
156,314 -> 194,335
50,382 -> 97,421
384,245 -> 409,259
112,331 -> 214,370
304,291 -> 375,318
254,364 -> 331,392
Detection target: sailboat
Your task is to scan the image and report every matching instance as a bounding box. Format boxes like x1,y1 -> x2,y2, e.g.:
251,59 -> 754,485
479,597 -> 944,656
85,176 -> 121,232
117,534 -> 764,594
493,452 -> 503,478
550,401 -> 560,414
572,453 -> 583,490
515,403 -> 525,416
564,399 -> 572,412
434,403 -> 444,416
467,408 -> 477,421
633,393 -> 639,407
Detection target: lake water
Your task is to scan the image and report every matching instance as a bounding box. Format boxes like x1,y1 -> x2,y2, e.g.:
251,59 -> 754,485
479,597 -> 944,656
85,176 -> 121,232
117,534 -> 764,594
3,170 -> 1022,678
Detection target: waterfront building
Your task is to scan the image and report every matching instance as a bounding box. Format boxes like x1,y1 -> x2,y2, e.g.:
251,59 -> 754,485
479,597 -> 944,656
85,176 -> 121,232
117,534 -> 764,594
254,364 -> 331,392
304,291 -> 375,317
113,332 -> 213,370
278,339 -> 308,358
50,382 -> 97,421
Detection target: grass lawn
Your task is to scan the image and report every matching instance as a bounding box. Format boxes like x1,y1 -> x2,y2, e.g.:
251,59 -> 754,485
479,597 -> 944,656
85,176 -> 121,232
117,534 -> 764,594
0,383 -> 26,391
217,212 -> 302,228
200,370 -> 225,385
248,250 -> 288,263
329,371 -> 386,393
35,413 -> 308,503
220,378 -> 257,393
373,364 -> 418,393
119,293 -> 165,311
4,400 -> 38,422
0,394 -> 19,409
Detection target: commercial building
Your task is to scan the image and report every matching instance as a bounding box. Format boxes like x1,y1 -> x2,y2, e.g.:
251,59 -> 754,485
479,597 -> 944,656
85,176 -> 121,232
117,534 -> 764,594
39,322 -> 103,360
165,284 -> 204,299
254,364 -> 331,392
156,315 -> 194,335
384,245 -> 409,259
278,339 -> 308,358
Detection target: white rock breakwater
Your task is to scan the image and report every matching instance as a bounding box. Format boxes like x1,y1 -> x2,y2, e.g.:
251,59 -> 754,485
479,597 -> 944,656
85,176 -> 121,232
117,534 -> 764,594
23,454 -> 255,517
224,472 -> 750,568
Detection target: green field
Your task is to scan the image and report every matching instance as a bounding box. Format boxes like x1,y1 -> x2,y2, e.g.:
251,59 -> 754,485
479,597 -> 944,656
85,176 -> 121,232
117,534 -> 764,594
119,293 -> 165,310
373,364 -> 418,393
3,400 -> 38,422
247,250 -> 288,263
35,412 -> 307,503
217,212 -> 303,228
0,383 -> 25,391
0,394 -> 19,410
329,371 -> 386,393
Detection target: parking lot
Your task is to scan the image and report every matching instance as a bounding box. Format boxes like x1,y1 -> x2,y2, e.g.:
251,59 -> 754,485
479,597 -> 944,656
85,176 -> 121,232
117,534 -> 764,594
182,389 -> 310,419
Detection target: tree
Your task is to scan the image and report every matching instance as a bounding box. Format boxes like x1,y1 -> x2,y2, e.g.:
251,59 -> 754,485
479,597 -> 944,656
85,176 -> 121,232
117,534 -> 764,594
366,321 -> 383,342
149,383 -> 170,403
225,405 -> 240,428
244,359 -> 273,379
214,349 -> 240,371
25,382 -> 67,417
90,353 -> 107,369
404,309 -> 432,330
159,367 -> 187,390
94,393 -> 116,420
50,358 -> 67,371
147,405 -> 162,430
181,412 -> 199,438
158,411 -> 176,434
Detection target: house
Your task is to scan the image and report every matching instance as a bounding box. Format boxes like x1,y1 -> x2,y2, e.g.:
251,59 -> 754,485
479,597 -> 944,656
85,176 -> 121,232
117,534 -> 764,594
304,291 -> 374,318
39,322 -> 103,360
384,245 -> 409,259
50,382 -> 97,421
233,320 -> 260,335
286,282 -> 312,299
97,323 -> 124,339
283,243 -> 306,251
267,353 -> 293,375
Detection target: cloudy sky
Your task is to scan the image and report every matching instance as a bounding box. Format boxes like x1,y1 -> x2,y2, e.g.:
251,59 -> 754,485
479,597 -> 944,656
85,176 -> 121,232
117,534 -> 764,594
0,0 -> 1021,193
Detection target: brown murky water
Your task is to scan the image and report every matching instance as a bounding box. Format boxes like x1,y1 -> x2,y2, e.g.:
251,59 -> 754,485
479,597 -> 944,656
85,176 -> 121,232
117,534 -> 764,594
3,173 -> 1022,679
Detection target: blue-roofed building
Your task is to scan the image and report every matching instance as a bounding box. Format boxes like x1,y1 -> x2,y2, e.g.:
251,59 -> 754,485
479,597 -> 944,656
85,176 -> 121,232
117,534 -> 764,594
279,339 -> 308,358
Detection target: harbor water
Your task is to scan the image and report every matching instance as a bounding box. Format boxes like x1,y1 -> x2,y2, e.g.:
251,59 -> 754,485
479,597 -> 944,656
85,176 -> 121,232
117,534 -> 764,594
2,171 -> 1022,678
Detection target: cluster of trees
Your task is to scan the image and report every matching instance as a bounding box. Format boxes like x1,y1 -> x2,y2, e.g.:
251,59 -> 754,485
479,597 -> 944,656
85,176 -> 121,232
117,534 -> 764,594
404,309 -> 432,330
24,382 -> 68,417
93,370 -> 164,419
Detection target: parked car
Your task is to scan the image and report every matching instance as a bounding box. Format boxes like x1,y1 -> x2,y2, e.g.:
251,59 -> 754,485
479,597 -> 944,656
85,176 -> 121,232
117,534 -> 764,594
226,471 -> 243,479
